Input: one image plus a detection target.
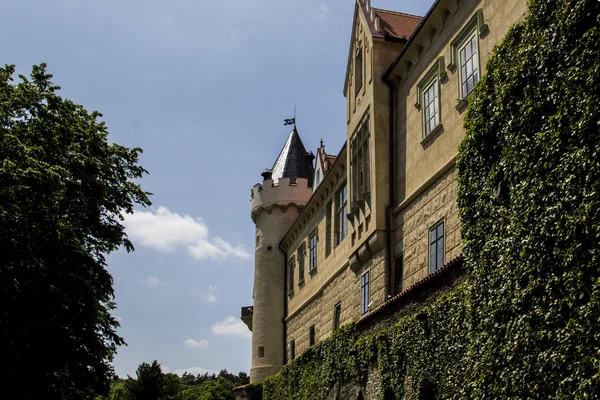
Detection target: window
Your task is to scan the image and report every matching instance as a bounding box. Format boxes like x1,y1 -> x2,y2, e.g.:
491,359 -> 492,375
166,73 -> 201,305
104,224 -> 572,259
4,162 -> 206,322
355,42 -> 363,95
416,57 -> 445,139
423,81 -> 440,135
290,340 -> 295,361
335,184 -> 348,246
333,303 -> 341,331
309,233 -> 317,272
326,201 -> 332,257
309,325 -> 316,346
449,9 -> 488,107
458,34 -> 479,98
297,245 -> 305,284
288,256 -> 295,295
257,346 -> 264,359
429,221 -> 445,273
394,254 -> 404,295
361,272 -> 370,315
351,112 -> 370,203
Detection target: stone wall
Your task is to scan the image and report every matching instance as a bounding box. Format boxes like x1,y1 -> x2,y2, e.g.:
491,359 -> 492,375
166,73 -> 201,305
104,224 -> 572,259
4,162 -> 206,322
393,166 -> 462,288
285,249 -> 387,361
391,0 -> 528,291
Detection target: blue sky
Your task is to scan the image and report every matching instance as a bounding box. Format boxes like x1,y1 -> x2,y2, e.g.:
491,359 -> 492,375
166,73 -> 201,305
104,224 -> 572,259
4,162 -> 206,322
2,0 -> 432,378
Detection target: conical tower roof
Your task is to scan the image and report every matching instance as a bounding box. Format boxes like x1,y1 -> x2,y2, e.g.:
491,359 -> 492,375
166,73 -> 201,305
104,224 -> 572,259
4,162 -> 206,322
270,127 -> 315,187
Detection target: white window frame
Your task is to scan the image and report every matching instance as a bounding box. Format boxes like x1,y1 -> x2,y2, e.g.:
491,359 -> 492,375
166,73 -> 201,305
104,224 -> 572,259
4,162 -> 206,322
415,57 -> 446,141
448,9 -> 489,109
458,32 -> 479,99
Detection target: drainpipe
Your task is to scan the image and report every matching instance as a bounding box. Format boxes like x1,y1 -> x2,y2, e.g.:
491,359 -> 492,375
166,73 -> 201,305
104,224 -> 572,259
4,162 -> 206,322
279,241 -> 288,365
383,75 -> 396,298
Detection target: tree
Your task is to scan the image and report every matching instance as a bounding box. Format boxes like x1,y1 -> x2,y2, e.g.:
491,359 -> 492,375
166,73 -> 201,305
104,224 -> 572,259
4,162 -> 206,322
0,64 -> 151,398
197,377 -> 234,400
124,361 -> 181,400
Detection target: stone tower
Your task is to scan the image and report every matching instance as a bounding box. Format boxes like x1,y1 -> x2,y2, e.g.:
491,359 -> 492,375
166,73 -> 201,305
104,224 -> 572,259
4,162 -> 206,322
248,127 -> 314,383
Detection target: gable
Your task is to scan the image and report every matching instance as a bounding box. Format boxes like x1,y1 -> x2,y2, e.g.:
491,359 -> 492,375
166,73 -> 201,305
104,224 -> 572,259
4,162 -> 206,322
343,0 -> 422,96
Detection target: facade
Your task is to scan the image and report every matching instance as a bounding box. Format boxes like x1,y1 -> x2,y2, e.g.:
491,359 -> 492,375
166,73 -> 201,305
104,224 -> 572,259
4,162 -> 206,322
240,0 -> 528,388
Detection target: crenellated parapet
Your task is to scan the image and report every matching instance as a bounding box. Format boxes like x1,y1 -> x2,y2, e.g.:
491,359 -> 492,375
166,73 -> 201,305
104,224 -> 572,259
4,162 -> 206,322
250,177 -> 313,223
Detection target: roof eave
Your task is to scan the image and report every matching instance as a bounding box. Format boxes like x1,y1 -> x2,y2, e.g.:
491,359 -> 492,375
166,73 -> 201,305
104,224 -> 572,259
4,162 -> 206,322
383,0 -> 443,80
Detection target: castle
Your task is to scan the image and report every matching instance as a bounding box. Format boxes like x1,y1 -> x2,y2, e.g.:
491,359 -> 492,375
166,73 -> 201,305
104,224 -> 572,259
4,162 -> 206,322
240,0 -> 527,388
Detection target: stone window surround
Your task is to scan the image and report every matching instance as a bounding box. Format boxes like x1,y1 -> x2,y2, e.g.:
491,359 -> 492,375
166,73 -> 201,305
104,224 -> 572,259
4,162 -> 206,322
415,56 -> 447,143
448,9 -> 489,110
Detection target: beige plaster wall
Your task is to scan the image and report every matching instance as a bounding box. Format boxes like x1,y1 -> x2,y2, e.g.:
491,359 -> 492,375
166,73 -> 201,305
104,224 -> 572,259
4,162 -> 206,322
392,0 -> 528,289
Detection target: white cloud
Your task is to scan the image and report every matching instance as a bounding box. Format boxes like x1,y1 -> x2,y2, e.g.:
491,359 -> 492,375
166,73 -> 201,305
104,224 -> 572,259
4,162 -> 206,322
183,339 -> 209,348
317,4 -> 330,20
123,206 -> 251,261
141,276 -> 163,287
211,316 -> 251,339
206,294 -> 217,303
174,367 -> 217,376
204,284 -> 218,303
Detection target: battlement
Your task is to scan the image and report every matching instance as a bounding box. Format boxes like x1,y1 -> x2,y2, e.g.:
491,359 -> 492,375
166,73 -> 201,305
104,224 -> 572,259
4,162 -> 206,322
250,177 -> 313,222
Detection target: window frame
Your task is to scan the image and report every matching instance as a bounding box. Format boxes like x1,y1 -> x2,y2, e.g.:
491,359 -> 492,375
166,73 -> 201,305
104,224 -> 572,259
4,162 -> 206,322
458,33 -> 479,100
448,9 -> 489,109
335,183 -> 348,246
309,232 -> 318,273
360,271 -> 370,315
429,220 -> 445,273
415,57 -> 446,141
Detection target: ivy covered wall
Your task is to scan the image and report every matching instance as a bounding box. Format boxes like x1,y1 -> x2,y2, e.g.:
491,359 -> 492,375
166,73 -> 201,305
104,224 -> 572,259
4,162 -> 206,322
249,0 -> 600,398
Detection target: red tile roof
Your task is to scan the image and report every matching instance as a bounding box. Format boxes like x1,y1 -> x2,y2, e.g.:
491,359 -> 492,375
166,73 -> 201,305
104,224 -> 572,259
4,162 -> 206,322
374,8 -> 422,40
357,254 -> 464,326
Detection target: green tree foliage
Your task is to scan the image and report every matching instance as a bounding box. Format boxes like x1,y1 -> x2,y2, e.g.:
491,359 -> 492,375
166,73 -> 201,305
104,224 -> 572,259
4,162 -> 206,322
124,361 -> 180,400
258,0 -> 600,398
101,362 -> 247,400
0,64 -> 151,398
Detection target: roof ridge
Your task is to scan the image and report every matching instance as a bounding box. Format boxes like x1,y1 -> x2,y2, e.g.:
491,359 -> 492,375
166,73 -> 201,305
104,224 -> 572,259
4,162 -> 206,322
373,8 -> 423,20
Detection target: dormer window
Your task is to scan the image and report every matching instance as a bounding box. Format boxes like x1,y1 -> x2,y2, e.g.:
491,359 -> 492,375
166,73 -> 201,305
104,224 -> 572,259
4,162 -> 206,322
355,42 -> 363,96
